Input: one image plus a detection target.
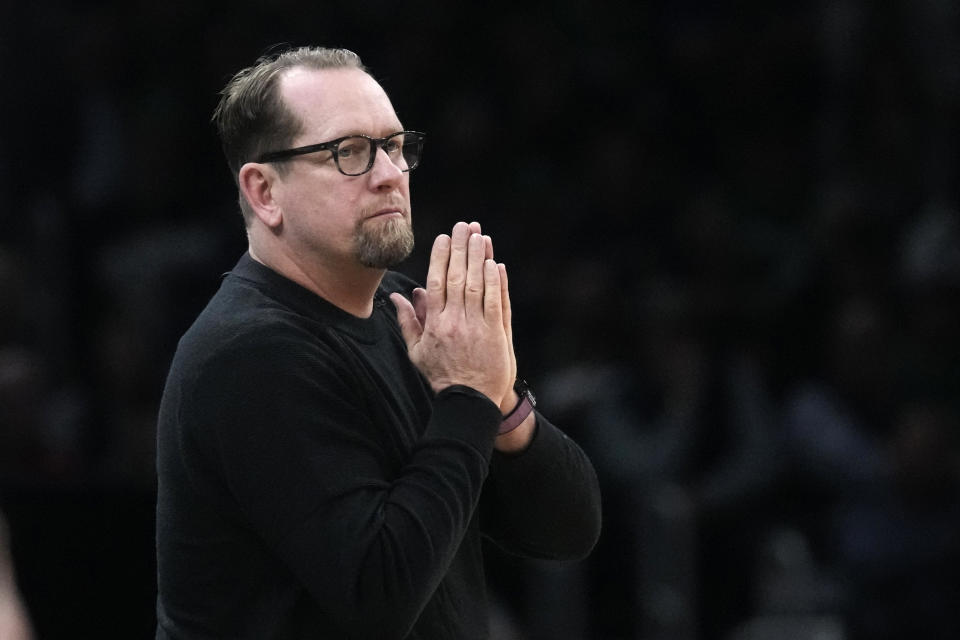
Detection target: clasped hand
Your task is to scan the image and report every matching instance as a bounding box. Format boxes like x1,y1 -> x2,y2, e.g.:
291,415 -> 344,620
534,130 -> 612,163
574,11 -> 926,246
391,221 -> 516,410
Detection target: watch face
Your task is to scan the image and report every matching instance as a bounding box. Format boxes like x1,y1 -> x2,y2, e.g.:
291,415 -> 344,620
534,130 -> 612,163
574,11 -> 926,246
514,378 -> 536,407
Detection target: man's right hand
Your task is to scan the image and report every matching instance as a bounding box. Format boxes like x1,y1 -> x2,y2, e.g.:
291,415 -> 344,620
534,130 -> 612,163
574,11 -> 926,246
391,221 -> 512,408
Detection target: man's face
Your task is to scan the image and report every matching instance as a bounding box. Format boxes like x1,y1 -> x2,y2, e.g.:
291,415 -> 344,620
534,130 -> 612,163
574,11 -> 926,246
272,67 -> 414,269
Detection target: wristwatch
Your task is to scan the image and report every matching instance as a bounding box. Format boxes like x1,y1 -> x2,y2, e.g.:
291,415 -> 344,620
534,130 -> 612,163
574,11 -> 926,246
498,378 -> 537,435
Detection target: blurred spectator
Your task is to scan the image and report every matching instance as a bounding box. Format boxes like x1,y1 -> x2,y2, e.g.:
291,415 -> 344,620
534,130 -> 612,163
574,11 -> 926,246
532,260 -> 782,639
830,399 -> 960,639
781,291 -> 894,501
0,245 -> 89,485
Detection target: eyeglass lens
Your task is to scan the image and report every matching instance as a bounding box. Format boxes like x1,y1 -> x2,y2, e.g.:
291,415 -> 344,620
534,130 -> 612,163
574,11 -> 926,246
337,133 -> 421,176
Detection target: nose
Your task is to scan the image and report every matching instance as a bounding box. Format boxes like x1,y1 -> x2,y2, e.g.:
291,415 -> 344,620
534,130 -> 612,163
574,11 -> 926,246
367,146 -> 405,189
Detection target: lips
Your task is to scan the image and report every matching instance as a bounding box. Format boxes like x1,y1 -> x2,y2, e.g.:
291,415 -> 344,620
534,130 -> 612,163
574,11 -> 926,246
367,205 -> 407,220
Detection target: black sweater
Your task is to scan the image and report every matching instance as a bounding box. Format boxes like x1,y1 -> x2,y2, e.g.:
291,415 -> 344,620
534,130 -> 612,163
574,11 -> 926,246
156,253 -> 601,639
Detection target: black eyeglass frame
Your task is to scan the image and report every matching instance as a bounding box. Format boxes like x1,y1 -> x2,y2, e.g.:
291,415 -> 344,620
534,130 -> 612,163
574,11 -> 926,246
255,130 -> 425,176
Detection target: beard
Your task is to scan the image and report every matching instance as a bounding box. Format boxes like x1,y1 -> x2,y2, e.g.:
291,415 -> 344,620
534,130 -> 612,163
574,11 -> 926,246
354,215 -> 415,269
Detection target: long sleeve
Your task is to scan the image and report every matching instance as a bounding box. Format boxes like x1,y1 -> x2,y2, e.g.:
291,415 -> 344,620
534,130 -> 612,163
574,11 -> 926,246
480,412 -> 602,561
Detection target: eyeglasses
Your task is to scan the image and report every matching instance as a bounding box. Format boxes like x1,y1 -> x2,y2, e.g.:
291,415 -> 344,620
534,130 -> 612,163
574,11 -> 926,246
256,130 -> 425,176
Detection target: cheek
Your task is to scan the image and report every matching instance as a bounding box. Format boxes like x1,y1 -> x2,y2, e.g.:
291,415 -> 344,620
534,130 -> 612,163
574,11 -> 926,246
279,175 -> 368,239
398,178 -> 412,207
301,193 -> 359,239
288,183 -> 345,221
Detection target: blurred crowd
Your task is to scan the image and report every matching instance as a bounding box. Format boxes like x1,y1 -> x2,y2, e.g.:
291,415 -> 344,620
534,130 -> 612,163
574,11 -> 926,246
2,1 -> 959,639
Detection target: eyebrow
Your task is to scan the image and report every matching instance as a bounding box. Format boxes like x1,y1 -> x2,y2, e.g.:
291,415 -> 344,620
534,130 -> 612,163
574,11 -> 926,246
325,124 -> 406,138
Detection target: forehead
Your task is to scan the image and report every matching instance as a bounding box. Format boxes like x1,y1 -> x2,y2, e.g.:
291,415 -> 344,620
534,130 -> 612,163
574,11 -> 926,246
279,67 -> 401,139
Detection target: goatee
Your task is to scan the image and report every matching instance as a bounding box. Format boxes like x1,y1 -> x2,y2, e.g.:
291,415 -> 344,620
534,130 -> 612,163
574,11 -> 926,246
355,216 -> 415,268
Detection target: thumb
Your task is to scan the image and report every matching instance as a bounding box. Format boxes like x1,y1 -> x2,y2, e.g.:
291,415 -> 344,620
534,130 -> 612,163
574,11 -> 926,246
412,287 -> 427,328
390,292 -> 423,349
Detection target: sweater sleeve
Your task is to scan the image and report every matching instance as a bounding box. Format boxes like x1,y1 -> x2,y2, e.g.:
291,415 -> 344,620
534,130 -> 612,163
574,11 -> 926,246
480,412 -> 602,561
182,329 -> 501,638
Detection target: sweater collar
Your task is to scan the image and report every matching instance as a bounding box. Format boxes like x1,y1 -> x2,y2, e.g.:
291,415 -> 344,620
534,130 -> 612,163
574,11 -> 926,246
227,252 -> 395,343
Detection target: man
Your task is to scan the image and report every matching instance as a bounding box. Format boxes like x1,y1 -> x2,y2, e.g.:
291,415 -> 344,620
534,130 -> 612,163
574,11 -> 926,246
155,46 -> 601,639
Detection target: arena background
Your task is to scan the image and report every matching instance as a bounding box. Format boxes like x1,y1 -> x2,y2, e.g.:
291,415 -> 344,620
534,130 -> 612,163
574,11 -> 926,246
2,2 -> 959,638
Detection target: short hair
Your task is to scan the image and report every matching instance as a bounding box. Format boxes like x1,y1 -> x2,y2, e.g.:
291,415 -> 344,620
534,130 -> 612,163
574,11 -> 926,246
212,46 -> 368,221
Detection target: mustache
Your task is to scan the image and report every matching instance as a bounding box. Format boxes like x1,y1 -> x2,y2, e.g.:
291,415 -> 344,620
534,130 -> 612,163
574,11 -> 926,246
361,198 -> 409,218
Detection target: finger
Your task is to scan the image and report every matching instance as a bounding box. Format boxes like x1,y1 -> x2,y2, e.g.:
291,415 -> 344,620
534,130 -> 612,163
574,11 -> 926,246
390,293 -> 423,349
425,234 -> 450,314
465,222 -> 492,260
483,258 -> 503,322
498,263 -> 512,340
412,287 -> 427,328
465,233 -> 485,314
445,222 -> 470,312
483,234 -> 493,261
499,263 -> 518,384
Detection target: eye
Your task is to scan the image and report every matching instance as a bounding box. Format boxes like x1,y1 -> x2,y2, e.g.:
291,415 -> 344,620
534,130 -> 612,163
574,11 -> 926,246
382,138 -> 402,154
337,138 -> 367,158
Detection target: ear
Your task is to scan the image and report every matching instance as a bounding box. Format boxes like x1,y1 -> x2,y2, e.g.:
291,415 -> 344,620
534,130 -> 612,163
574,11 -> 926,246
238,162 -> 283,228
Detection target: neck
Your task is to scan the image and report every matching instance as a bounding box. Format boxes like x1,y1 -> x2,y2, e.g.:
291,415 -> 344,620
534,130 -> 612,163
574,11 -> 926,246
248,244 -> 384,318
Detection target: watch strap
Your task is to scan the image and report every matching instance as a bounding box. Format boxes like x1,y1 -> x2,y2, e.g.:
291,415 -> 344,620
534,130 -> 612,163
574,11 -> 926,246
498,393 -> 534,435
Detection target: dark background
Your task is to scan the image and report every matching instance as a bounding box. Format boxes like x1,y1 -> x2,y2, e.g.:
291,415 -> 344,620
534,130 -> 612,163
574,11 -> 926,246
2,1 -> 959,639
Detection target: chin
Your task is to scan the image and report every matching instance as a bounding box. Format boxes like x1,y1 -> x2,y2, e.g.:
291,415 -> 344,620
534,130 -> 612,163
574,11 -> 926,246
356,217 -> 415,268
